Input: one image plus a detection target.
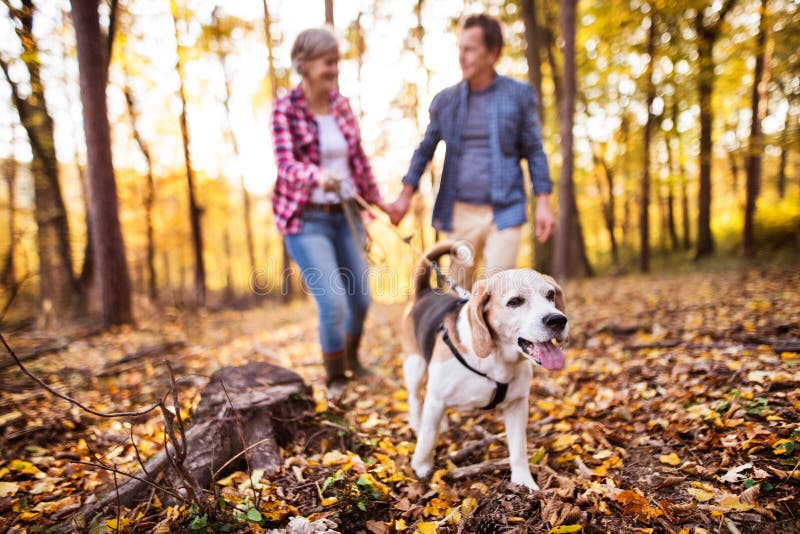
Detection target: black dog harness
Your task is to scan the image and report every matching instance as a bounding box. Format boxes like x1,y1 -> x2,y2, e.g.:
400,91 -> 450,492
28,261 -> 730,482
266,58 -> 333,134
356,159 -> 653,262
441,328 -> 509,410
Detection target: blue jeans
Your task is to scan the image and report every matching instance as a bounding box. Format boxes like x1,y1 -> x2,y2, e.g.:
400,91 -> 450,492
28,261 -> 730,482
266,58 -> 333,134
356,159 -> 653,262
284,209 -> 371,353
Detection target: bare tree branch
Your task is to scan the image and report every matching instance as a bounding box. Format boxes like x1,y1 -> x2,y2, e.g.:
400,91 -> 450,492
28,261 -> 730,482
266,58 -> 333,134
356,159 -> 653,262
71,460 -> 186,503
0,333 -> 167,418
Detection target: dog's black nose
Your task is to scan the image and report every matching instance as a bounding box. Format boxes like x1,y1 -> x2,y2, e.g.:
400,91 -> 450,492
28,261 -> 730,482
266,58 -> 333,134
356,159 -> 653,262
543,313 -> 567,331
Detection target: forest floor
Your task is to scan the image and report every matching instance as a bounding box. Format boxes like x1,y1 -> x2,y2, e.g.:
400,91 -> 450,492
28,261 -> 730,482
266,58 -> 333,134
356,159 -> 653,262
1,264 -> 799,533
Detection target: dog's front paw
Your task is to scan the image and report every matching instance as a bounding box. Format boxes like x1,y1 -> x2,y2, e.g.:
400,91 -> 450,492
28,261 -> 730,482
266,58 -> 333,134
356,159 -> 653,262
510,470 -> 540,491
411,457 -> 433,480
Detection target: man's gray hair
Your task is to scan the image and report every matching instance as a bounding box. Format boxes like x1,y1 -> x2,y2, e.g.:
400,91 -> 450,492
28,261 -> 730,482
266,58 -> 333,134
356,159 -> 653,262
290,27 -> 339,75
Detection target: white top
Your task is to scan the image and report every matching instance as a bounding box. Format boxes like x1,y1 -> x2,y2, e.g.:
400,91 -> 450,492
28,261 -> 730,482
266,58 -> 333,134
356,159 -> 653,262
310,114 -> 355,204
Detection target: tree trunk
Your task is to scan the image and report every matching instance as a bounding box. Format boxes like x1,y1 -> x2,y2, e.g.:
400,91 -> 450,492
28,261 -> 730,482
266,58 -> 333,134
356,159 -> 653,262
590,143 -> 619,268
695,24 -> 715,258
59,8 -> 96,310
70,0 -> 133,328
171,1 -> 206,307
1,136 -> 16,293
122,79 -> 158,303
777,92 -> 797,199
1,2 -> 78,320
223,228 -> 235,304
639,13 -> 657,272
519,0 -> 544,122
665,138 -> 679,252
519,0 -> 552,272
693,0 -> 738,259
83,362 -> 313,513
553,0 -> 591,279
672,103 -> 692,250
325,0 -> 334,26
729,149 -> 741,198
212,8 -> 257,294
262,0 -> 295,303
776,135 -> 787,199
742,0 -> 769,258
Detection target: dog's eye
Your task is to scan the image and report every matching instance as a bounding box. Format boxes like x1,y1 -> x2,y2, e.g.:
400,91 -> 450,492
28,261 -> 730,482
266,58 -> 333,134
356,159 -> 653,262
506,296 -> 525,308
545,289 -> 555,301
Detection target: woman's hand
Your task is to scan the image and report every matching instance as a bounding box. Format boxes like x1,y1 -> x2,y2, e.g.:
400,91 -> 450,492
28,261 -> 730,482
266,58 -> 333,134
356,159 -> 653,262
385,184 -> 415,225
319,170 -> 342,192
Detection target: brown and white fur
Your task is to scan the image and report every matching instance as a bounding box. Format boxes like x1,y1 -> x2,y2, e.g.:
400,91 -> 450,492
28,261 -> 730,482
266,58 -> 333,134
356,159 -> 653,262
402,242 -> 568,490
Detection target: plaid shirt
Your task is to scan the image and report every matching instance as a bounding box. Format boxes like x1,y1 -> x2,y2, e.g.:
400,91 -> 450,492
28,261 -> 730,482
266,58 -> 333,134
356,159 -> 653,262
271,86 -> 382,235
402,75 -> 552,232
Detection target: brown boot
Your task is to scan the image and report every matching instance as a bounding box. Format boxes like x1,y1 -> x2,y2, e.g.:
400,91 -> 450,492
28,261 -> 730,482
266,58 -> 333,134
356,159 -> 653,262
323,350 -> 348,400
345,333 -> 374,379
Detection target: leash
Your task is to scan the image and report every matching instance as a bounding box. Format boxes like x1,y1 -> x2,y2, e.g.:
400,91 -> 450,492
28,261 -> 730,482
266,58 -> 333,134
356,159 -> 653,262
441,328 -> 508,410
335,189 -> 372,257
345,190 -> 471,300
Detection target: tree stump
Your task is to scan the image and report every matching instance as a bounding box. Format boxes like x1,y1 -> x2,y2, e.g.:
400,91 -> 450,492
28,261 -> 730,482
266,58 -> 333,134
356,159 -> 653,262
87,361 -> 313,512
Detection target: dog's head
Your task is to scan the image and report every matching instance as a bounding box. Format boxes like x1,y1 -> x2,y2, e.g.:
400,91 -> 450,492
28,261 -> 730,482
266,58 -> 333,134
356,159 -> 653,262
466,269 -> 567,370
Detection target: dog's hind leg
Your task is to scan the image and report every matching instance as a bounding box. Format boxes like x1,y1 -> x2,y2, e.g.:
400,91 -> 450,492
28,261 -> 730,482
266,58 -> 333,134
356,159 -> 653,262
403,354 -> 426,433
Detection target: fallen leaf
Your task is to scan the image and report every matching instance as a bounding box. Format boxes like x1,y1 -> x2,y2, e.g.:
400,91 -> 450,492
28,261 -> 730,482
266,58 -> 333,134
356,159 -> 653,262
719,463 -> 753,484
321,496 -> 339,506
659,453 -> 681,466
0,481 -> 19,497
687,487 -> 715,502
0,410 -> 21,426
366,519 -> 388,534
8,459 -> 43,477
416,521 -> 438,534
551,434 -> 579,452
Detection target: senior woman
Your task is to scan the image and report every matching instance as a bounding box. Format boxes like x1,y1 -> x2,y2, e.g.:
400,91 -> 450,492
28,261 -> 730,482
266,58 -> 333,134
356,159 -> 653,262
271,27 -> 387,399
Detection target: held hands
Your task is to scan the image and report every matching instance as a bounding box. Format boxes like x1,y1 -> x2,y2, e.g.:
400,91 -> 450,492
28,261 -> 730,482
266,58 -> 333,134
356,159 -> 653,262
385,185 -> 415,225
534,194 -> 555,243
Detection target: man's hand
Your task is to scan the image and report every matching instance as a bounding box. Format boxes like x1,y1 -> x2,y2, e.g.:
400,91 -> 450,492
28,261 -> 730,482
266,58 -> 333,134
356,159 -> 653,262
386,184 -> 415,225
534,194 -> 555,243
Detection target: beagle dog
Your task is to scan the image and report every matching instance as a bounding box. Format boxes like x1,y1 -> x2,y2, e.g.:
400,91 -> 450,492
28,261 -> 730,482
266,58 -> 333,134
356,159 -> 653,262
402,241 -> 568,490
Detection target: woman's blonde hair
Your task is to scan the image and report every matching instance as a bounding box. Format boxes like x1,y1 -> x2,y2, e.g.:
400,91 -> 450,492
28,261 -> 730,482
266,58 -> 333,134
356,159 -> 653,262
291,27 -> 339,76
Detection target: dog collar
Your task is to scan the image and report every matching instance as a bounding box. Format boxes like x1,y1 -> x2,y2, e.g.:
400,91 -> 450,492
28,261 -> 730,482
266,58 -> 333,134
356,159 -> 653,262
441,329 -> 509,410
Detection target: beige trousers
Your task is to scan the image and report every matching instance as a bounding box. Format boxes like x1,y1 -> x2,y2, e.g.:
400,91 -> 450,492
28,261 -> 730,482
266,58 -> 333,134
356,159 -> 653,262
445,201 -> 522,290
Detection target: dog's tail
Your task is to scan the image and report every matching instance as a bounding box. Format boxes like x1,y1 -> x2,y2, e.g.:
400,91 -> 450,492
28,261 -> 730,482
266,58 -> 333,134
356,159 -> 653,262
411,240 -> 473,296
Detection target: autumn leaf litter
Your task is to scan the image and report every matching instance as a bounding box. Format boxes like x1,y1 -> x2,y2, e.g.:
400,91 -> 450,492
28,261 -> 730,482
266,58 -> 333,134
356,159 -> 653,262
0,266 -> 799,532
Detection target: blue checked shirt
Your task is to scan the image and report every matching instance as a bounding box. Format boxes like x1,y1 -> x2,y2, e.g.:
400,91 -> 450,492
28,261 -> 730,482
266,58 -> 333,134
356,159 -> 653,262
402,75 -> 552,232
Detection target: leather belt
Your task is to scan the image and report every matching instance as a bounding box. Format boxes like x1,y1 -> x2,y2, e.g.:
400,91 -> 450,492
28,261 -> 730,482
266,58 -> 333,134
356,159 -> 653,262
305,202 -> 343,214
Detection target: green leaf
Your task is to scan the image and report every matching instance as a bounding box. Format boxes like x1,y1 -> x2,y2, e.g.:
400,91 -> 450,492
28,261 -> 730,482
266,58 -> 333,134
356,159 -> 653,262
189,514 -> 208,530
219,524 -> 234,533
358,500 -> 367,511
246,508 -> 263,523
530,447 -> 547,465
744,479 -> 755,489
714,400 -> 730,413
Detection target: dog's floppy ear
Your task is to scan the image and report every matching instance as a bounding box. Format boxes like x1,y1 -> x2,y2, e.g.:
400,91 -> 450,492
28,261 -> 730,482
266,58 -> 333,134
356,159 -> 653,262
541,274 -> 566,313
467,280 -> 493,358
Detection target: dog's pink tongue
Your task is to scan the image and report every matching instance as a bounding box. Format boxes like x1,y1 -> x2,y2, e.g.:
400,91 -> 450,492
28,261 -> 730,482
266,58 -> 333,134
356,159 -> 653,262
538,343 -> 565,370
